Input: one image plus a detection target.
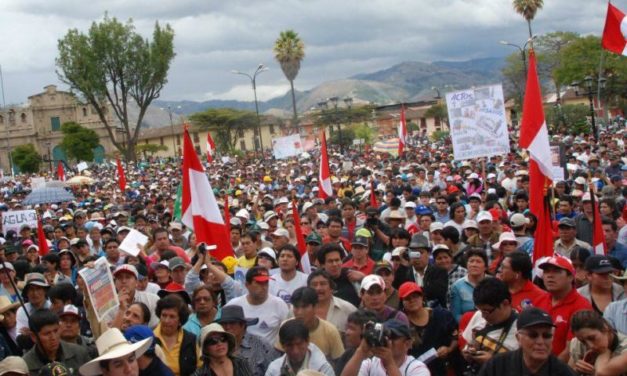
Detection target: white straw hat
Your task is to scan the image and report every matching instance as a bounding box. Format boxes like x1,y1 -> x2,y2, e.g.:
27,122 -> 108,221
79,328 -> 152,376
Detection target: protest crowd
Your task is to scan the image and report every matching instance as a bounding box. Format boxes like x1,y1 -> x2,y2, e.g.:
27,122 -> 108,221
0,114 -> 625,376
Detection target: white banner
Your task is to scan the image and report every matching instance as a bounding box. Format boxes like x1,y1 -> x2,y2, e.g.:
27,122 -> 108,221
1,210 -> 37,236
446,84 -> 510,160
272,134 -> 303,159
77,162 -> 88,172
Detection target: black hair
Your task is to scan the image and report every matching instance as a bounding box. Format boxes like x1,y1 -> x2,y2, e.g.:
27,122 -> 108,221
559,195 -> 573,206
129,302 -> 151,324
465,248 -> 488,267
448,202 -> 466,218
279,318 -> 309,345
28,309 -> 59,334
306,268 -> 337,290
241,231 -> 259,242
152,227 -> 169,241
290,287 -> 318,307
155,294 -> 190,327
514,192 -> 529,202
277,244 -> 301,269
571,310 -> 613,333
41,253 -> 59,267
316,243 -> 343,265
504,252 -> 533,280
473,278 -> 511,307
327,216 -> 343,227
441,226 -> 460,244
47,283 -> 77,304
160,250 -> 177,261
346,309 -> 378,327
104,238 -> 119,248
601,217 -> 618,232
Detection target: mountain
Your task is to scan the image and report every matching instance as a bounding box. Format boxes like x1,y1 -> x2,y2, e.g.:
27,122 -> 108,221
148,57 -> 505,126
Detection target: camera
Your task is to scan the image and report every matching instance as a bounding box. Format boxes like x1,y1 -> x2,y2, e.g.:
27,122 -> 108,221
363,321 -> 389,347
198,243 -> 217,256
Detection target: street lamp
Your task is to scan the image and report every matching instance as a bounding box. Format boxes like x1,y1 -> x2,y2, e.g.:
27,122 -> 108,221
167,106 -> 178,158
571,75 -> 606,141
328,97 -> 344,154
431,87 -> 442,100
499,36 -> 536,75
232,64 -> 269,153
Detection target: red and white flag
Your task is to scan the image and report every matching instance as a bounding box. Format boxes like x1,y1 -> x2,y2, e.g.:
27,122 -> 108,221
116,157 -> 126,192
591,192 -> 608,255
181,126 -> 233,260
602,2 -> 627,56
398,104 -> 407,156
519,50 -> 554,263
291,200 -> 311,274
206,132 -> 216,163
370,180 -> 378,208
318,130 -> 333,199
57,161 -> 65,182
37,217 -> 50,256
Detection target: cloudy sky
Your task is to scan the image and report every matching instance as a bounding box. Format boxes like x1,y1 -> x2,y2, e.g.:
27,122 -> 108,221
0,0 -> 618,105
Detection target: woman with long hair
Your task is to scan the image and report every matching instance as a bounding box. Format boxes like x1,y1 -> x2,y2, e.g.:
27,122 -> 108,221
192,323 -> 252,376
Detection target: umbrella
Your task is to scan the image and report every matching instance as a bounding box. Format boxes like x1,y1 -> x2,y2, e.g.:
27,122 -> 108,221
66,176 -> 95,185
45,180 -> 67,188
22,187 -> 75,205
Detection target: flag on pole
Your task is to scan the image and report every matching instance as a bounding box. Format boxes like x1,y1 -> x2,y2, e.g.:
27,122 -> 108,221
602,2 -> 627,56
37,217 -> 49,256
291,200 -> 311,273
590,191 -> 608,255
206,132 -> 216,163
318,130 -> 333,199
116,157 -> 126,192
398,104 -> 407,156
57,161 -> 65,182
370,180 -> 378,208
173,184 -> 182,222
181,125 -> 233,260
519,50 -> 554,263
224,195 -> 231,243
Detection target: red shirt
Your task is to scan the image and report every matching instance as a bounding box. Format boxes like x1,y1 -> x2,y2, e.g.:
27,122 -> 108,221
534,288 -> 592,355
511,280 -> 550,313
343,257 -> 375,275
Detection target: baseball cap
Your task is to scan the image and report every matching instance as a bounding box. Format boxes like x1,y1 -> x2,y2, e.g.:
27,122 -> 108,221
468,193 -> 482,201
360,275 -> 385,291
305,232 -> 322,245
168,222 -> 183,232
510,213 -> 529,228
0,356 -> 28,375
415,205 -> 432,215
429,222 -> 444,233
245,266 -> 273,283
374,261 -> 393,274
59,304 -> 80,319
263,211 -> 277,222
398,281 -> 423,299
116,226 -> 132,234
404,201 -> 417,209
152,260 -> 170,271
539,256 -> 575,275
432,244 -> 451,258
258,248 -> 276,261
123,325 -> 157,354
408,234 -> 430,250
168,257 -> 186,271
351,236 -> 369,247
113,264 -> 138,279
558,217 -> 576,228
493,232 -> 517,249
463,220 -> 479,230
584,255 -> 614,274
384,319 -> 412,339
574,176 -> 586,185
517,307 -> 555,330
476,211 -> 493,223
271,228 -> 289,238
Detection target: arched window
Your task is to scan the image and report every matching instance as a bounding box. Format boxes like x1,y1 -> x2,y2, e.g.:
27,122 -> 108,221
20,113 -> 27,123
83,107 -> 87,117
0,115 -> 3,124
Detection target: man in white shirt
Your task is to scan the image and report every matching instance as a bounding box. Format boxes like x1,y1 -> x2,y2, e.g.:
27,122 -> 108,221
270,245 -> 308,304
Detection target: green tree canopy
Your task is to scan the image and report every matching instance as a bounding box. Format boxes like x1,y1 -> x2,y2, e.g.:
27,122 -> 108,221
425,103 -> 449,126
190,108 -> 258,153
136,143 -> 168,158
60,122 -> 100,162
274,30 -> 305,127
56,15 -> 175,161
11,144 -> 41,174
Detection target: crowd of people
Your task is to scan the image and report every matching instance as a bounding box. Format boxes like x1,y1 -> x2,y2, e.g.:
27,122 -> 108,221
0,119 -> 625,376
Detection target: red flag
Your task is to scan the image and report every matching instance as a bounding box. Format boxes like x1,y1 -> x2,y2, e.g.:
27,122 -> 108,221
57,161 -> 65,182
519,51 -> 554,263
206,132 -> 216,163
37,217 -> 49,256
591,192 -> 608,255
224,195 -> 231,244
398,104 -> 407,156
291,200 -> 311,273
116,157 -> 126,192
181,125 -> 233,260
602,2 -> 627,56
318,130 -> 333,199
370,180 -> 378,208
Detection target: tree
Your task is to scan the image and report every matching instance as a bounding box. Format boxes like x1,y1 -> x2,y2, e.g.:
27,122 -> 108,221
190,108 -> 258,153
430,130 -> 450,143
59,122 -> 100,162
512,0 -> 544,38
329,127 -> 355,148
535,32 -> 579,101
56,15 -> 175,162
136,143 -> 168,158
11,144 -> 41,174
502,52 -> 528,109
352,123 -> 377,145
545,104 -> 590,134
425,103 -> 449,129
273,30 -> 305,127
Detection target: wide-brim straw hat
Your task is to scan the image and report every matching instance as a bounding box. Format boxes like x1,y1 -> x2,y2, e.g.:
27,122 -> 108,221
0,296 -> 19,321
79,328 -> 151,376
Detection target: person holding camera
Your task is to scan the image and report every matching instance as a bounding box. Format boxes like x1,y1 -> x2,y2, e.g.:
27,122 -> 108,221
340,319 -> 431,376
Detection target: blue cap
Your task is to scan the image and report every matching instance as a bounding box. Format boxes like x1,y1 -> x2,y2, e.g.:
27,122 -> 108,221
123,325 -> 155,353
384,319 -> 412,339
415,205 -> 432,216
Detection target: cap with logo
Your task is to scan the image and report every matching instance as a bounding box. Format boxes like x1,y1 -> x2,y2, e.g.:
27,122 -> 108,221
351,236 -> 369,247
374,261 -> 393,274
398,281 -> 423,299
510,213 -> 530,228
584,255 -> 614,274
360,275 -> 385,291
59,304 -> 81,319
305,232 -> 322,245
517,307 -> 555,330
113,264 -> 139,279
539,256 -> 575,275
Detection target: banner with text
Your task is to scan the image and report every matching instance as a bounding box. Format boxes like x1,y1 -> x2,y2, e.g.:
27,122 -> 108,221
446,84 -> 509,160
78,257 -> 119,322
1,210 -> 38,236
272,134 -> 303,159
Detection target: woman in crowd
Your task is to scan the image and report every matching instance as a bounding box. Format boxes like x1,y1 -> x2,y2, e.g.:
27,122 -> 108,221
120,302 -> 151,331
568,310 -> 627,376
445,202 -> 467,235
192,323 -> 252,376
255,248 -> 278,270
182,285 -> 220,338
450,248 -> 489,321
0,263 -> 20,303
24,245 -> 40,269
58,249 -> 78,285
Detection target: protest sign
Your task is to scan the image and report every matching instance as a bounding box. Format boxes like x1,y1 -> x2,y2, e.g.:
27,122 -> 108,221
118,229 -> 148,257
31,177 -> 45,189
76,162 -> 88,172
550,145 -> 565,181
78,257 -> 119,322
446,84 -> 510,160
1,210 -> 37,236
272,134 -> 303,159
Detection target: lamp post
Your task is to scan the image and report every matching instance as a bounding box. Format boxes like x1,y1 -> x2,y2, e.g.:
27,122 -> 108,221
167,106 -> 178,158
499,36 -> 536,75
232,64 -> 268,153
328,97 -> 344,154
571,75 -> 606,141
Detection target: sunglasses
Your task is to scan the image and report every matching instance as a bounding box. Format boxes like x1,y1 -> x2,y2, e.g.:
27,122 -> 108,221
519,330 -> 553,340
205,336 -> 228,346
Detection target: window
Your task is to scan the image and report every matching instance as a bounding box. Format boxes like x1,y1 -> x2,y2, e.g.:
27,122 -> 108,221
240,140 -> 246,151
160,137 -> 164,145
51,116 -> 61,131
435,117 -> 441,127
192,132 -> 199,143
177,135 -> 181,145
83,107 -> 87,117
8,110 -> 15,126
420,118 -> 427,128
20,113 -> 27,123
237,129 -> 244,138
270,124 -> 275,134
0,115 -> 3,124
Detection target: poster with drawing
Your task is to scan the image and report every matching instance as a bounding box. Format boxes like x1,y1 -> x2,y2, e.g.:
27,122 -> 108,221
446,84 -> 509,160
272,134 -> 303,159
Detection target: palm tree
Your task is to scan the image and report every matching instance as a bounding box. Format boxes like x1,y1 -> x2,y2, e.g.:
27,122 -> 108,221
273,30 -> 305,127
512,0 -> 544,39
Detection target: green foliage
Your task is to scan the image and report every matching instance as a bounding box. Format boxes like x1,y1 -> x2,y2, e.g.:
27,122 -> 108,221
11,144 -> 41,174
329,126 -> 355,148
425,103 -> 449,127
351,123 -> 377,144
274,30 -> 305,126
314,104 -> 375,129
136,143 -> 168,157
60,122 -> 100,161
544,104 -> 591,135
190,108 -> 258,153
430,130 -> 450,143
56,14 -> 175,161
407,121 -> 420,133
512,0 -> 544,21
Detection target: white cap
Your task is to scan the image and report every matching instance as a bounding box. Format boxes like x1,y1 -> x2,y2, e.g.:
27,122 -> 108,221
429,222 -> 444,233
404,202 -> 417,209
493,231 -> 517,249
487,173 -> 497,179
509,213 -> 529,227
468,173 -> 479,179
236,209 -> 250,220
303,202 -> 314,212
477,211 -> 493,223
271,228 -> 289,238
462,220 -> 479,230
258,247 -> 276,261
360,275 -> 385,291
574,176 -> 586,185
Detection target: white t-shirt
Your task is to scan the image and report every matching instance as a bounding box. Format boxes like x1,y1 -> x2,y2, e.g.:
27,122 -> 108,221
461,310 -> 519,353
358,355 -> 431,376
270,271 -> 309,304
225,294 -> 289,344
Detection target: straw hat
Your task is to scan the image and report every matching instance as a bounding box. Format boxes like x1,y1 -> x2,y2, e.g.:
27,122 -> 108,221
79,328 -> 152,376
0,296 -> 19,321
0,356 -> 28,375
199,323 -> 236,355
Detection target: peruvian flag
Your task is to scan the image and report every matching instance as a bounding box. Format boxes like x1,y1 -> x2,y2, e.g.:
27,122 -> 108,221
224,195 -> 231,243
318,130 -> 333,199
116,157 -> 126,192
181,126 -> 233,260
206,132 -> 216,163
602,2 -> 627,56
370,180 -> 378,208
57,161 -> 65,182
398,104 -> 407,156
291,200 -> 311,273
37,217 -> 50,256
519,50 -> 554,263
591,192 -> 608,255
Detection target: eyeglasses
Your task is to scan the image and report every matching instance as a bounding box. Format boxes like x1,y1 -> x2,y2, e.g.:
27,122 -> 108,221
519,330 -> 553,340
437,201 -> 447,205
205,336 -> 228,346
